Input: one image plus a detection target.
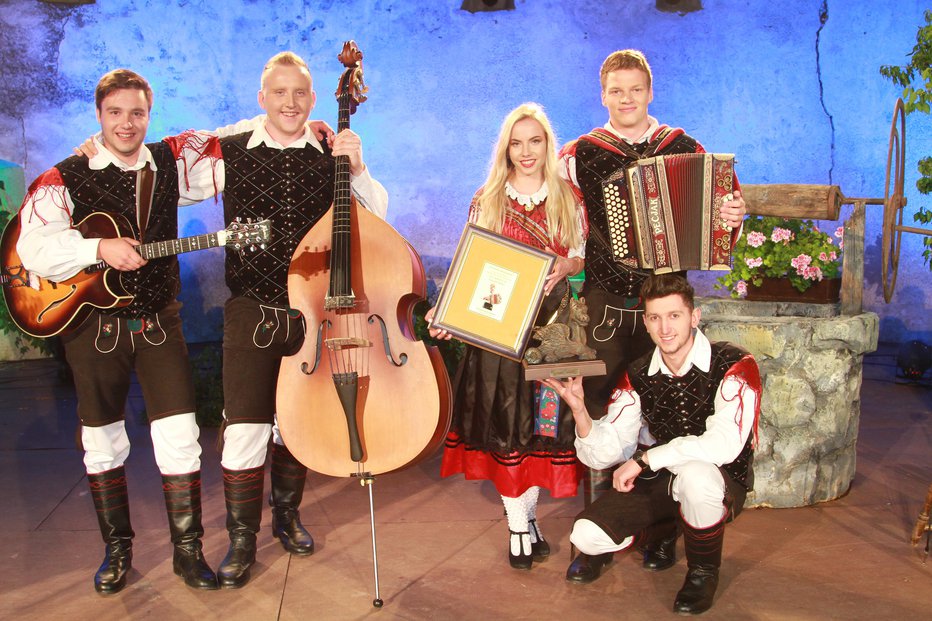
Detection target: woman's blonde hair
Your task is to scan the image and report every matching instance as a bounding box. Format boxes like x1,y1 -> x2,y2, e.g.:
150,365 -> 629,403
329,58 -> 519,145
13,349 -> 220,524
475,103 -> 582,249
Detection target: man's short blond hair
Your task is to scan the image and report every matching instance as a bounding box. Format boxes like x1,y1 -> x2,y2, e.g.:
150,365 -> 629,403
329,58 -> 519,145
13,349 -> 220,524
260,51 -> 311,88
599,49 -> 653,90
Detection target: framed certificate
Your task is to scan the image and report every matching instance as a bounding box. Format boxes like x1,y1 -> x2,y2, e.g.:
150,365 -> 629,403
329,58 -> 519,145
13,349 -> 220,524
431,224 -> 555,361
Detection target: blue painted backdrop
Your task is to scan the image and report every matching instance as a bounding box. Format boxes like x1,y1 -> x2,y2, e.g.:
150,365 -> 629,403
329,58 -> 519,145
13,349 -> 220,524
0,0 -> 928,344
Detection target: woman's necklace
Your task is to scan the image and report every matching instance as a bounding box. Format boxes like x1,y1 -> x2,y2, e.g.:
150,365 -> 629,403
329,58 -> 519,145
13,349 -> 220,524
506,180 -> 548,212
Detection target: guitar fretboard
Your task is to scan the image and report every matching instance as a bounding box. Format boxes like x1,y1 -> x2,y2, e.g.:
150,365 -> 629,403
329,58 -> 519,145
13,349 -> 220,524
138,233 -> 221,259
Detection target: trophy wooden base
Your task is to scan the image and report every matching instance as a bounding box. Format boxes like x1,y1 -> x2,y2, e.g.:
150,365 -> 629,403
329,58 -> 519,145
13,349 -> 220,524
522,359 -> 606,380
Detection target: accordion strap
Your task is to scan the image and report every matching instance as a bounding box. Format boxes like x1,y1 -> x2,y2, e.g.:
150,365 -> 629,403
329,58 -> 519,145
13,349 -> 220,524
583,126 -> 681,160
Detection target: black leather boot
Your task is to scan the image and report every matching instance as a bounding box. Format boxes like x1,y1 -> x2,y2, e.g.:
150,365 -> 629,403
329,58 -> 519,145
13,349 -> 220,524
565,552 -> 613,583
88,467 -> 134,595
642,520 -> 678,571
218,466 -> 264,589
673,517 -> 725,615
269,443 -> 314,555
162,472 -> 219,590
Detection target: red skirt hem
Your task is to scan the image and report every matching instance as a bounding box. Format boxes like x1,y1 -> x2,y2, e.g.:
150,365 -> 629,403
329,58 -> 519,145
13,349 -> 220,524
440,432 -> 582,498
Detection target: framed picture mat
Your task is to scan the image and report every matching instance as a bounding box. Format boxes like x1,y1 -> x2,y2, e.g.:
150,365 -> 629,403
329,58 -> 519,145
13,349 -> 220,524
431,224 -> 554,361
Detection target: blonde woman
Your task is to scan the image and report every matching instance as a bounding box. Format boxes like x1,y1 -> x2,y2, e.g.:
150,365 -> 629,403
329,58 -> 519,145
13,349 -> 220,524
431,103 -> 587,569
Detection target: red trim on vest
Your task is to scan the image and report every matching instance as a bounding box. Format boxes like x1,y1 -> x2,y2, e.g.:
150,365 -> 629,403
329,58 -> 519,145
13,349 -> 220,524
163,131 -> 222,201
605,372 -> 639,422
723,355 -> 762,447
22,168 -> 68,225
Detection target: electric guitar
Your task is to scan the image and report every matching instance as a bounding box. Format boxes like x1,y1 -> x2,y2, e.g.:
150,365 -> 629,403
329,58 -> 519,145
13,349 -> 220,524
1,212 -> 271,338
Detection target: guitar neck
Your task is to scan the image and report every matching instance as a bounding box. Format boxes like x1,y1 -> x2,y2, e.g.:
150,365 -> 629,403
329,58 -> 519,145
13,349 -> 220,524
137,232 -> 222,260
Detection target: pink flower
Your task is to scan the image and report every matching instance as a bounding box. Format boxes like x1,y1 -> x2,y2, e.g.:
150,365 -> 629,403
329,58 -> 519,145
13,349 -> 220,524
745,257 -> 763,268
839,239 -> 844,249
829,251 -> 837,261
805,266 -> 823,281
771,227 -> 793,243
746,231 -> 766,248
835,226 -> 844,239
819,252 -> 828,262
735,280 -> 748,297
791,254 -> 812,270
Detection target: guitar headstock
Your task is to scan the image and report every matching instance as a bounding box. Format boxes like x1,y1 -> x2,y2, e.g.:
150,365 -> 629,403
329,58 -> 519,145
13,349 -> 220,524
335,40 -> 368,116
223,218 -> 272,252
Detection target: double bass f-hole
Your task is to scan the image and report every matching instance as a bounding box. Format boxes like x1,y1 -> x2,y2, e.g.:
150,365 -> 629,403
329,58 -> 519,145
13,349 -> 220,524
299,319 -> 327,376
368,314 -> 407,367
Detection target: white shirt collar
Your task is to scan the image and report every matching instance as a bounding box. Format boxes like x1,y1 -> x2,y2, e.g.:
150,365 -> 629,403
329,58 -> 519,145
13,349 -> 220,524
246,121 -> 324,153
647,327 -> 712,377
505,180 -> 548,209
88,134 -> 157,172
603,115 -> 660,145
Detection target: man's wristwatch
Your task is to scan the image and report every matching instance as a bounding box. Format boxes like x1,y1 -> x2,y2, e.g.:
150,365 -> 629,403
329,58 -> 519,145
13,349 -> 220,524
632,449 -> 651,472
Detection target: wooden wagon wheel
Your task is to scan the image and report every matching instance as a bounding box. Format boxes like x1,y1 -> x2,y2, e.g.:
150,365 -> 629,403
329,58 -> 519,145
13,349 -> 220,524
881,98 -> 907,303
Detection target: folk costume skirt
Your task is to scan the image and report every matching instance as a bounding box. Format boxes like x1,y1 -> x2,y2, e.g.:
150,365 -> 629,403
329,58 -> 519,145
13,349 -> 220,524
440,345 -> 583,498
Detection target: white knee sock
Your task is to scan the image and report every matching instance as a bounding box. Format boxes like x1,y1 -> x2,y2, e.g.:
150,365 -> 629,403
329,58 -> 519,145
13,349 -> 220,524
221,421 -> 272,470
150,413 -> 201,474
523,486 -> 543,543
501,495 -> 529,533
82,421 -> 130,474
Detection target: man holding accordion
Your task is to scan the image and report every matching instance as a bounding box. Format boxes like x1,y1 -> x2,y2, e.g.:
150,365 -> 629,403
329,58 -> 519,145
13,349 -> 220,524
558,49 -> 748,602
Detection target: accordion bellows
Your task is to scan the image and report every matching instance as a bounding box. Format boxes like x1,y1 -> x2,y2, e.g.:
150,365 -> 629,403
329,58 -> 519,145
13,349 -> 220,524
603,153 -> 735,273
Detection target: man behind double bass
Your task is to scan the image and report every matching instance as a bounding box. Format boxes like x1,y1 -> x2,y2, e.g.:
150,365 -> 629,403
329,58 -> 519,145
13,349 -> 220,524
166,50 -> 389,588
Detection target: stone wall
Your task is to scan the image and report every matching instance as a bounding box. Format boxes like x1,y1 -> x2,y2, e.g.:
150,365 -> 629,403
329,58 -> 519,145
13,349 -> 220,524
698,297 -> 879,508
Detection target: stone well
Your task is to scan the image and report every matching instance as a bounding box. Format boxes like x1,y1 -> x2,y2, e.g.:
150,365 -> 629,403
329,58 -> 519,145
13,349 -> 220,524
698,297 -> 879,508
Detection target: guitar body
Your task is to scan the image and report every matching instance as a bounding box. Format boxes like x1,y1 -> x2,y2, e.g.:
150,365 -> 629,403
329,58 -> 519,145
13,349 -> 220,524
1,212 -> 131,338
277,203 -> 452,477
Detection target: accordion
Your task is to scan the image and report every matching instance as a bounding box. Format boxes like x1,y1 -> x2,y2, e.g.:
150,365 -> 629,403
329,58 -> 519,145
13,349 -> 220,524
602,153 -> 735,273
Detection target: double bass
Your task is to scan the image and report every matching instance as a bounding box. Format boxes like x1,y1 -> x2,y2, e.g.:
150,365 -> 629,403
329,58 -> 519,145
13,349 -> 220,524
276,42 -> 452,478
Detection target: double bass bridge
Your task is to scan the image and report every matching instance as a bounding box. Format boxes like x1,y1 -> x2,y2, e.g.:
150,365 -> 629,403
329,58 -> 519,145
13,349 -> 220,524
325,336 -> 371,351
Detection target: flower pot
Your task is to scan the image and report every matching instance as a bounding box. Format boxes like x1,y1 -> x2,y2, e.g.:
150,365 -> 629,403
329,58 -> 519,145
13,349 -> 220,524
745,277 -> 841,303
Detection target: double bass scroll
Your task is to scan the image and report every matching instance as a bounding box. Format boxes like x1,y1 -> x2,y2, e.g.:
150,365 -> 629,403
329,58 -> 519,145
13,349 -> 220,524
276,41 -> 452,478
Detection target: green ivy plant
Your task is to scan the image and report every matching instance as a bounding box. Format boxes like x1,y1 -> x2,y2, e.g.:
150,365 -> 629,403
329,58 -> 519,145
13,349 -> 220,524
880,9 -> 932,269
715,216 -> 842,298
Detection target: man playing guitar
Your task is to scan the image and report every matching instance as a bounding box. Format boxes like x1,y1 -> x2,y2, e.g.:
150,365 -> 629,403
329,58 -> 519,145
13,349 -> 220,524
15,69 -> 220,595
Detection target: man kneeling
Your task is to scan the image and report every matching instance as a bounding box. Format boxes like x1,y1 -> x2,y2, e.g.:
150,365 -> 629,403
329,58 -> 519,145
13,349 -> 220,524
544,274 -> 761,615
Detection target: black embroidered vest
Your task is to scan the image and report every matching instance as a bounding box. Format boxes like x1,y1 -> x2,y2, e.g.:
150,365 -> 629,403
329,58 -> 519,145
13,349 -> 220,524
220,134 -> 335,305
574,131 -> 697,297
58,142 -> 181,318
629,341 -> 755,490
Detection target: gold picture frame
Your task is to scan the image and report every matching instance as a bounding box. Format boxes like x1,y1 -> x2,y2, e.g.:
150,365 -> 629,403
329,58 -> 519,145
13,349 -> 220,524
431,224 -> 555,361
